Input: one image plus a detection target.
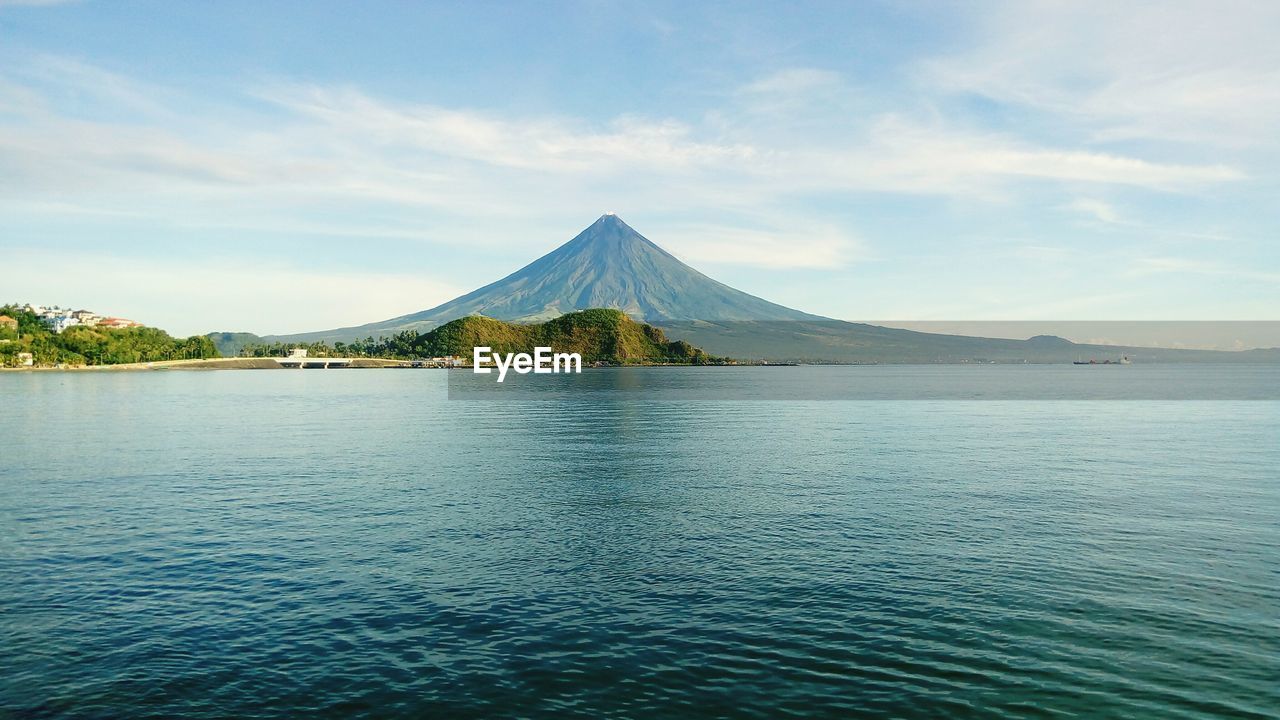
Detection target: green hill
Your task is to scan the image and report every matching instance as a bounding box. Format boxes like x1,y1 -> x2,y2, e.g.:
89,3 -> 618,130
419,309 -> 724,364
1,305 -> 219,367
205,331 -> 264,357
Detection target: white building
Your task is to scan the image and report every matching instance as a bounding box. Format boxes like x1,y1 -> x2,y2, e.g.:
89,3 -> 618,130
49,316 -> 80,333
71,310 -> 102,326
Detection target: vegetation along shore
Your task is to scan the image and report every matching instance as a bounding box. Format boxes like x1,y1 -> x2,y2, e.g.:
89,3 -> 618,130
1,304 -> 218,368
3,305 -> 728,370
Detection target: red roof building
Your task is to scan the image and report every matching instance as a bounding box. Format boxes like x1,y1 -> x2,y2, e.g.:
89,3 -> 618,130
98,317 -> 143,329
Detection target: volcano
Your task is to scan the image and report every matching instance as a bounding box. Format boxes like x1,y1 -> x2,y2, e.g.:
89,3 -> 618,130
260,215 -> 1279,364
278,214 -> 823,343
421,214 -> 823,324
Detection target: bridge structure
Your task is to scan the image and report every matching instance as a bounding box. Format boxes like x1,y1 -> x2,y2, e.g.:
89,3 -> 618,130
267,350 -> 459,369
274,357 -> 358,369
269,357 -> 457,369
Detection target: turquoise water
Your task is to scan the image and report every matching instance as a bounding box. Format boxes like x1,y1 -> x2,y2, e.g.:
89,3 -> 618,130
2,368 -> 1278,718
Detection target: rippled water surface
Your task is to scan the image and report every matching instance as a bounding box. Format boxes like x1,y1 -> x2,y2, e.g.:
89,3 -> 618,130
2,368 -> 1278,718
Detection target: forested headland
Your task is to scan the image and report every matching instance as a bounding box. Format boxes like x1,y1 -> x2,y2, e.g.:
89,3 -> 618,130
233,309 -> 729,365
1,305 -> 219,367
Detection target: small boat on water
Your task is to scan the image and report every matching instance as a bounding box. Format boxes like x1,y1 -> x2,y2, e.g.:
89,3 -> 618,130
1073,355 -> 1131,365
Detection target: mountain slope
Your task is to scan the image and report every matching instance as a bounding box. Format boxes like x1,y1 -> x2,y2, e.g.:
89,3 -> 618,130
271,214 -> 822,343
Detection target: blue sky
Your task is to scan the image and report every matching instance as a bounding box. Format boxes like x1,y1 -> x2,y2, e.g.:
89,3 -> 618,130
2,0 -> 1277,336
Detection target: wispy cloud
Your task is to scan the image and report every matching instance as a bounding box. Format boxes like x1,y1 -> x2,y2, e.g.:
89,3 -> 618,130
739,68 -> 842,96
919,0 -> 1280,148
0,56 -> 1242,218
1129,257 -> 1280,284
267,84 -> 758,173
1064,198 -> 1121,224
825,116 -> 1243,193
659,220 -> 860,270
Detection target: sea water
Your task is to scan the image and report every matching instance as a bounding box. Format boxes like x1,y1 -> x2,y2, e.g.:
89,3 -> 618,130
2,367 -> 1277,718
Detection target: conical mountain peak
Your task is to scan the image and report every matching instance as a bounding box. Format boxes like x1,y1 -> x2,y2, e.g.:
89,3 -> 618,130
576,213 -> 645,240
279,216 -> 824,341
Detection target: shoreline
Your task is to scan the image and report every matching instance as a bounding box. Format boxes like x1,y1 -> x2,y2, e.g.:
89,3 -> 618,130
6,359 -> 1276,372
0,357 -> 418,372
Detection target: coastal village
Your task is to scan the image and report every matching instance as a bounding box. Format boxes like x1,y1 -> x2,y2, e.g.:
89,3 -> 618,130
1,304 -> 153,368
2,302 -> 468,369
2,305 -> 145,367
11,304 -> 143,333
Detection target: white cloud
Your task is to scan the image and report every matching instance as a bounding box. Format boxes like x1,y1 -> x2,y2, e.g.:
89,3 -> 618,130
739,68 -> 842,96
1129,257 -> 1280,284
850,117 -> 1243,191
266,85 -> 757,173
18,55 -> 179,118
1064,198 -> 1121,224
0,57 -> 1239,215
919,0 -> 1280,147
659,221 -> 859,269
